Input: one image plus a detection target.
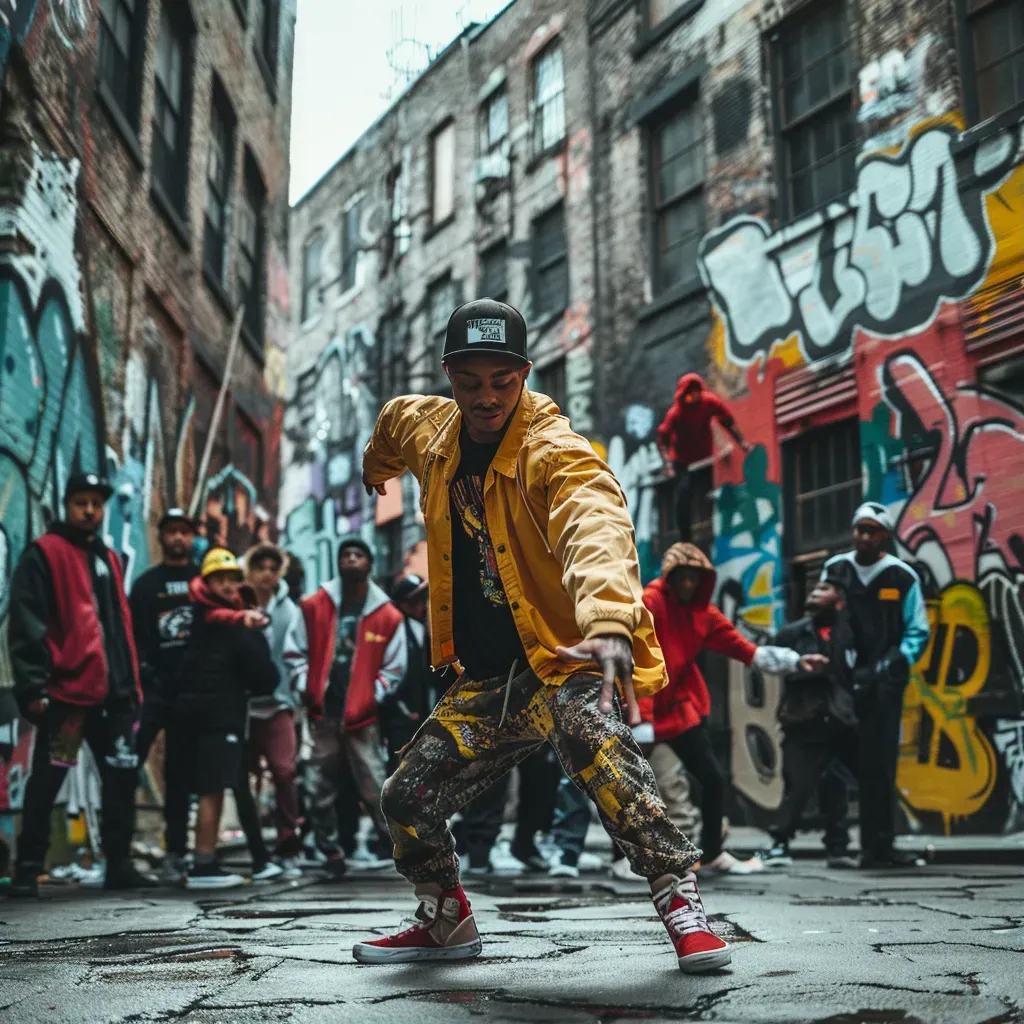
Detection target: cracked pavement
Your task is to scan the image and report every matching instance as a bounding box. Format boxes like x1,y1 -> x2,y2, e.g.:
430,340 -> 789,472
1,862 -> 1022,1023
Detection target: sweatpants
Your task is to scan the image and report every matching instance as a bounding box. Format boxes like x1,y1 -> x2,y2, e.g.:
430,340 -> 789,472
308,717 -> 390,856
248,710 -> 301,857
382,666 -> 699,891
18,700 -> 138,870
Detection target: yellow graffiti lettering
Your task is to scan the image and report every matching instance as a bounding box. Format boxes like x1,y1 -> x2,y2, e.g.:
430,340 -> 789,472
898,583 -> 997,834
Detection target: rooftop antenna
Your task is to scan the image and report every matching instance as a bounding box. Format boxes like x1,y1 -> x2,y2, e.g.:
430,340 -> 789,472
384,5 -> 433,103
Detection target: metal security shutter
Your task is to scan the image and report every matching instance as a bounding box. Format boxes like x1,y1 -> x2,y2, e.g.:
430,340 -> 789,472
775,361 -> 858,428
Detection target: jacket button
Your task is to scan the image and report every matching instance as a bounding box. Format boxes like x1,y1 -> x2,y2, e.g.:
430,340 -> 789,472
511,602 -> 519,611
497,545 -> 506,554
443,554 -> 449,560
441,604 -> 449,611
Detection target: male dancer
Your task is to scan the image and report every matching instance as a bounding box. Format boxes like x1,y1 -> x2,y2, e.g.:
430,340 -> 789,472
353,298 -> 730,974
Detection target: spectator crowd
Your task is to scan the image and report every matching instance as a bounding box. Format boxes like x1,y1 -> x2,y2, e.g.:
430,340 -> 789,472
1,463 -> 928,895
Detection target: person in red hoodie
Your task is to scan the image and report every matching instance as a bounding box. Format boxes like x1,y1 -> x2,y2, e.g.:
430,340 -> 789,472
289,537 -> 406,878
7,473 -> 152,896
639,543 -> 826,875
656,374 -> 749,541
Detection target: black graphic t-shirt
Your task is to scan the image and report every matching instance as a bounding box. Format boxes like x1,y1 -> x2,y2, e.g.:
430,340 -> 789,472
325,597 -> 364,718
450,427 -> 526,680
129,563 -> 199,702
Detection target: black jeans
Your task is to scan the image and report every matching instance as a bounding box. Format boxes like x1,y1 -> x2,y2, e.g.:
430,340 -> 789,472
233,738 -> 269,867
137,704 -> 190,859
856,689 -> 904,859
665,720 -> 726,863
772,722 -> 858,854
673,463 -> 692,542
18,700 -> 138,870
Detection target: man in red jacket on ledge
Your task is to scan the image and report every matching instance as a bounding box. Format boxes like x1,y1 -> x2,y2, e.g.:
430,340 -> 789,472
657,374 -> 749,541
7,473 -> 154,896
639,543 -> 826,874
291,537 -> 406,877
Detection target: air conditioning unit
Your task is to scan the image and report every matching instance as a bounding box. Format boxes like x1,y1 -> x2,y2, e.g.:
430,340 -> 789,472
474,151 -> 510,184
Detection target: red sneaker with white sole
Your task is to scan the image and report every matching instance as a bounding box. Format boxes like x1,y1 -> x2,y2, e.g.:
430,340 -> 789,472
352,885 -> 482,964
653,871 -> 731,973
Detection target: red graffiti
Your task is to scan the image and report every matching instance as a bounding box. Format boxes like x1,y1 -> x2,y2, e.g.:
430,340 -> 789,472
883,351 -> 1024,578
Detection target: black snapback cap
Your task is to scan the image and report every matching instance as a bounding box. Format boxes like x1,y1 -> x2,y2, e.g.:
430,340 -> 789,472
442,298 -> 529,366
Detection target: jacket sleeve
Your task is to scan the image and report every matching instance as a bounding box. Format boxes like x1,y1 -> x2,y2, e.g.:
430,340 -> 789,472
362,395 -> 454,486
129,577 -> 158,695
543,439 -> 649,642
704,392 -> 736,430
234,628 -> 279,696
702,606 -> 758,665
656,404 -> 678,451
282,603 -> 309,694
374,619 -> 408,704
7,545 -> 54,709
900,578 -> 930,666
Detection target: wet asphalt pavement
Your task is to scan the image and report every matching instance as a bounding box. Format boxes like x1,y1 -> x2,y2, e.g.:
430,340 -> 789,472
1,861 -> 1022,1023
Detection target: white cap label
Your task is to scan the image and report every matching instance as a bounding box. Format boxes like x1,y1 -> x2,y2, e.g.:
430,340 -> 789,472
466,317 -> 506,343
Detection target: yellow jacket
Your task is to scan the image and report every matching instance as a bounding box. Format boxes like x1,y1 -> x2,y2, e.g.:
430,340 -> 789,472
362,387 -> 668,697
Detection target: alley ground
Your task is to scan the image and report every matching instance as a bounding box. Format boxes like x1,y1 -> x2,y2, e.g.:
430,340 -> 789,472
1,854 -> 1023,1024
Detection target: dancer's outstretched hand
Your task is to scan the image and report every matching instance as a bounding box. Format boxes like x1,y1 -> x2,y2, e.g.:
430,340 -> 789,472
556,636 -> 641,726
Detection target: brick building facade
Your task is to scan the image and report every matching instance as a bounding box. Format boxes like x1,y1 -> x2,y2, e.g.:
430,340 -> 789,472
0,0 -> 296,649
283,0 -> 1024,836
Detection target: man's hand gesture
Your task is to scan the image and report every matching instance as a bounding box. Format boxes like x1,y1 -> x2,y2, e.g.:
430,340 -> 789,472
556,635 -> 641,726
363,469 -> 387,497
798,654 -> 829,673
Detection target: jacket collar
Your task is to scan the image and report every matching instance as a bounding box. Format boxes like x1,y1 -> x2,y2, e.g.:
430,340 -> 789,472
321,576 -> 390,617
426,387 -> 539,481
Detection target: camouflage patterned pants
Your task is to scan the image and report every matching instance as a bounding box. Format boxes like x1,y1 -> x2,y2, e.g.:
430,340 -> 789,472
381,667 -> 701,890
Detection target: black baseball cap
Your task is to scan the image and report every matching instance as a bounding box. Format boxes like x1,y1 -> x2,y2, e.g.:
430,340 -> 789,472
64,472 -> 113,502
158,507 -> 195,531
442,298 -> 529,366
338,536 -> 374,564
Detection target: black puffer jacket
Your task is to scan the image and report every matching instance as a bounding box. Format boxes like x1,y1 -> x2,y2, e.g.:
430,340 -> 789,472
775,613 -> 857,729
173,577 -> 277,732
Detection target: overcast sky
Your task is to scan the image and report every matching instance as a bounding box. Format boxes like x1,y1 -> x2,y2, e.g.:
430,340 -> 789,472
289,1 -> 508,204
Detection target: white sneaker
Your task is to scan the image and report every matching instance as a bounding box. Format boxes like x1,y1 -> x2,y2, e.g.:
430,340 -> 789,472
277,857 -> 303,879
347,848 -> 391,871
186,865 -> 247,889
489,840 -> 525,876
609,856 -> 646,881
578,851 -> 607,873
547,850 -> 580,878
702,851 -> 765,875
158,854 -> 188,886
251,861 -> 284,882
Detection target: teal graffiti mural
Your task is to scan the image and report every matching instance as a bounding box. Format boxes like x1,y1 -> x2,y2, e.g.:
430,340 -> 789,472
713,445 -> 784,632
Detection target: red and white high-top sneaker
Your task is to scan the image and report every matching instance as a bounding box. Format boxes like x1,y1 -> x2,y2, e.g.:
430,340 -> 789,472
652,871 -> 731,973
352,885 -> 482,964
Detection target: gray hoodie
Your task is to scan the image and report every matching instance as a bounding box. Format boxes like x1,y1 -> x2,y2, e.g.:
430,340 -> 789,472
249,579 -> 307,717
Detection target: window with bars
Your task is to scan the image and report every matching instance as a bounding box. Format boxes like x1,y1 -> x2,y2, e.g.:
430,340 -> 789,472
535,358 -> 567,410
532,43 -> 566,155
301,231 -> 323,323
786,419 -> 862,557
428,276 -> 456,385
252,0 -> 279,86
478,241 -> 508,302
531,204 -> 569,319
479,89 -> 509,153
430,120 -> 456,226
203,78 -> 236,287
375,313 -> 407,402
650,101 -> 703,294
341,198 -> 362,293
236,151 -> 266,344
962,0 -> 1024,122
98,0 -> 144,127
151,4 -> 193,216
773,0 -> 856,219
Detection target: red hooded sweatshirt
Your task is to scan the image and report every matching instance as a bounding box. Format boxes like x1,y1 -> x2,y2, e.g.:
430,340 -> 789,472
638,544 -> 756,741
656,373 -> 737,465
